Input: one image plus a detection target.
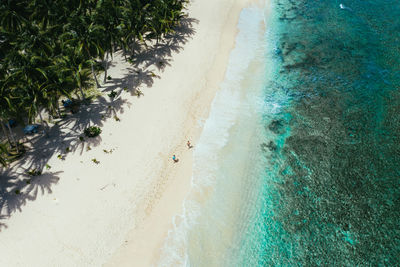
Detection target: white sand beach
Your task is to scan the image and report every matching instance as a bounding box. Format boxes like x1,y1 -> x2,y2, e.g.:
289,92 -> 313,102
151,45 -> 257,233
0,0 -> 258,266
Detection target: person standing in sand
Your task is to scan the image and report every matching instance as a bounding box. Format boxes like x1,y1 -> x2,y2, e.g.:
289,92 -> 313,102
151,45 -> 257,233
187,140 -> 193,149
172,155 -> 179,163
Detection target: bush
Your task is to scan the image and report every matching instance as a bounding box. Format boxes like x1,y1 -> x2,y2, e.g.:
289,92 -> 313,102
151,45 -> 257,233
107,75 -> 112,80
108,90 -> 117,98
84,126 -> 102,138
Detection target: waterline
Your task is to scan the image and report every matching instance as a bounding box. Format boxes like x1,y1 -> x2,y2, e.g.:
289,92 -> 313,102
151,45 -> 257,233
159,0 -> 400,264
158,5 -> 268,266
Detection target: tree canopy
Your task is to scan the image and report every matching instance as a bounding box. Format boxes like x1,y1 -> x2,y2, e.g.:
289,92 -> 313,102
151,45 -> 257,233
0,0 -> 188,166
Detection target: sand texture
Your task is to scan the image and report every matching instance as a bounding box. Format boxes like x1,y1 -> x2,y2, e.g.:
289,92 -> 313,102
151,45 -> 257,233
0,0 -> 258,266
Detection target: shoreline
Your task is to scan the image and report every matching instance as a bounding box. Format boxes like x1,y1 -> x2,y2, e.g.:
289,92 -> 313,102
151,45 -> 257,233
106,0 -> 260,266
0,0 -> 259,266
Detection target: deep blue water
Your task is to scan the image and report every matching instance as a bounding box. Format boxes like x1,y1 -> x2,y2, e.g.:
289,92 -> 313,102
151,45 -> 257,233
252,0 -> 400,265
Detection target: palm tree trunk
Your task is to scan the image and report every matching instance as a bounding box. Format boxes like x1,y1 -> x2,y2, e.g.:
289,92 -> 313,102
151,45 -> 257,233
131,37 -> 136,56
104,51 -> 109,83
91,62 -> 100,88
6,122 -> 16,144
123,46 -> 127,61
0,151 -> 7,167
0,142 -> 8,167
0,119 -> 11,144
56,100 -> 62,117
38,111 -> 49,137
79,84 -> 85,100
5,121 -> 19,152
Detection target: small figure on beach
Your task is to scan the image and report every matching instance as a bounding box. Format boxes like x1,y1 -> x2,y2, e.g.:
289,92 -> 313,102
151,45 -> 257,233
172,155 -> 179,163
187,140 -> 193,149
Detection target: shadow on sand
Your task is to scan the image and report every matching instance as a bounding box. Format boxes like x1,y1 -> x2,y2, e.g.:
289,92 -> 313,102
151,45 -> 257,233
0,17 -> 198,230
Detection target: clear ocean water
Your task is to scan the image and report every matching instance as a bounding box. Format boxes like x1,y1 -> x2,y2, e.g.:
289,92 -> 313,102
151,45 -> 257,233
159,0 -> 400,266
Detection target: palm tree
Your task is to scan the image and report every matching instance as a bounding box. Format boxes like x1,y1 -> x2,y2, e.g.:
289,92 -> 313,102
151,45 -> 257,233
0,142 -> 8,167
0,119 -> 11,146
57,52 -> 93,100
0,0 -> 189,167
28,0 -> 58,30
43,62 -> 75,117
75,64 -> 92,100
93,0 -> 123,83
0,73 -> 20,147
62,15 -> 104,88
25,81 -> 52,135
0,0 -> 28,32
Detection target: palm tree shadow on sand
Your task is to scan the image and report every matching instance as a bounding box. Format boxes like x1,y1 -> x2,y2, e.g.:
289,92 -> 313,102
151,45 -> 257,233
0,169 -> 62,231
103,17 -> 198,95
0,17 -> 198,229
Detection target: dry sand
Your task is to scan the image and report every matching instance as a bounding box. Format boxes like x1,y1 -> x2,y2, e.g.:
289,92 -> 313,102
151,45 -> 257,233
0,0 -> 258,266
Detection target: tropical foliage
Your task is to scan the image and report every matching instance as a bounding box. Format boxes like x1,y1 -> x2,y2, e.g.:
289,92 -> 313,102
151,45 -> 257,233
84,126 -> 102,138
0,143 -> 7,167
0,0 -> 188,167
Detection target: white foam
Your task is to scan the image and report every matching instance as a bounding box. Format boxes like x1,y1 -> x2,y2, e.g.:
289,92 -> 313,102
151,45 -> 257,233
339,3 -> 352,11
158,5 -> 267,267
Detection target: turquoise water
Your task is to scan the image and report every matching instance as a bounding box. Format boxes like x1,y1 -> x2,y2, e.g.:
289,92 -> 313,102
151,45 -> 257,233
160,0 -> 400,266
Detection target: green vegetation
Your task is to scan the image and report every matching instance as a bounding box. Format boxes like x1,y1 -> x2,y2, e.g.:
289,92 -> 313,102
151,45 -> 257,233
0,142 -> 26,167
84,126 -> 102,138
108,90 -> 117,98
0,143 -> 8,167
0,0 -> 188,167
27,168 -> 42,176
103,148 -> 114,154
134,89 -> 144,97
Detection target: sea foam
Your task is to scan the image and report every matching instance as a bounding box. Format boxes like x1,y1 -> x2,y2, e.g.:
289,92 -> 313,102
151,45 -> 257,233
158,5 -> 267,266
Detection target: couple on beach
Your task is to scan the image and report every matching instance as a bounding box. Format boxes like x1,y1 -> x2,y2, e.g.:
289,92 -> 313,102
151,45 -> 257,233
172,141 -> 193,163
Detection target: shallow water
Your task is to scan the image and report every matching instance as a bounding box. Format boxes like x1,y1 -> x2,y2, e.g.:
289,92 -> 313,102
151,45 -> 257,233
159,0 -> 400,265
